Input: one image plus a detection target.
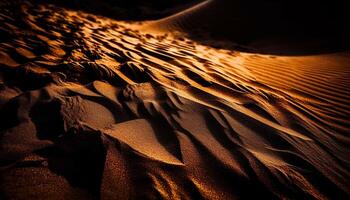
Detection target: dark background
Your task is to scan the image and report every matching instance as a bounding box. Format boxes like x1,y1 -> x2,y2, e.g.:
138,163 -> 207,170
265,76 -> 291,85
33,0 -> 200,20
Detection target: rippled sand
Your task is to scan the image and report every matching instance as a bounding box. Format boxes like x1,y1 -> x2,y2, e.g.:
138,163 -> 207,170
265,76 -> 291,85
0,1 -> 349,200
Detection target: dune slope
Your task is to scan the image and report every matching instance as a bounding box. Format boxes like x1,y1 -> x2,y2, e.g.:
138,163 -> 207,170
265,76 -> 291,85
145,0 -> 350,54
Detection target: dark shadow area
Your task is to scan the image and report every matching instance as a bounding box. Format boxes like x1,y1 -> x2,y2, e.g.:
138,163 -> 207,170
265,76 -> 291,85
29,100 -> 65,140
161,0 -> 350,55
36,129 -> 106,198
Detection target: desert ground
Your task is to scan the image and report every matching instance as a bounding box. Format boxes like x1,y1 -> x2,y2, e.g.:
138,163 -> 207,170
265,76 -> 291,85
0,0 -> 349,199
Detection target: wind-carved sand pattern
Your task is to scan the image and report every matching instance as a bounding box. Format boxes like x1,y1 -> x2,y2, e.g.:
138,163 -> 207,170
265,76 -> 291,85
1,2 -> 350,200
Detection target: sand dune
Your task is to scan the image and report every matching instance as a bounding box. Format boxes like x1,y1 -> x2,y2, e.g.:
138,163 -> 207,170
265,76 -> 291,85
0,1 -> 349,200
145,0 -> 350,54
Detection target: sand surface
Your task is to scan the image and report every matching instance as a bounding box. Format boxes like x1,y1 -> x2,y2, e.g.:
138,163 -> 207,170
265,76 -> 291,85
0,1 -> 349,199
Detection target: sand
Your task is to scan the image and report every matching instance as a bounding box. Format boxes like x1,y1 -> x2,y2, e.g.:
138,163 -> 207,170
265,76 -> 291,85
145,0 -> 350,54
0,1 -> 349,199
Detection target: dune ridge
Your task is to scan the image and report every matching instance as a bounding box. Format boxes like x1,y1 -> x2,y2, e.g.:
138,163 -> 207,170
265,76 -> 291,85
0,1 -> 349,199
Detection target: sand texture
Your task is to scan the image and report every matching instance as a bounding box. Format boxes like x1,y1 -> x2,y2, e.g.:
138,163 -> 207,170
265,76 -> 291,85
0,1 -> 349,199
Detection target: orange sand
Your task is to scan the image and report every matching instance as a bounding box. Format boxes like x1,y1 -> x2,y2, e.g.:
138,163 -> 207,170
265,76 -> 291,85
0,1 -> 349,199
